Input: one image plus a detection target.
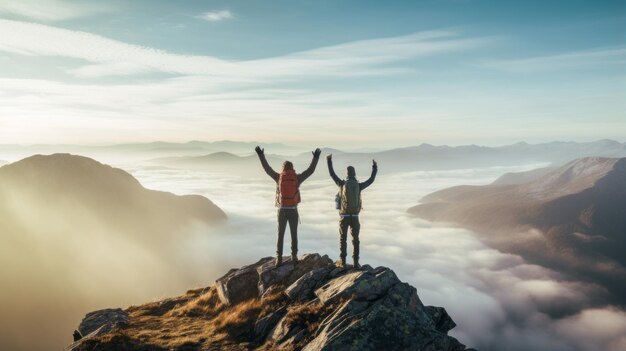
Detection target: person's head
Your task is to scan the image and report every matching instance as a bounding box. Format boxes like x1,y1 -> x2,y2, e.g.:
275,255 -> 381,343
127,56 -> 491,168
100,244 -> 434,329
282,161 -> 294,171
346,166 -> 356,178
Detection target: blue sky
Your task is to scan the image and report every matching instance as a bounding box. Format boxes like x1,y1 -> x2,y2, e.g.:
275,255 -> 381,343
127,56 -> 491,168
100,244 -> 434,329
0,0 -> 624,147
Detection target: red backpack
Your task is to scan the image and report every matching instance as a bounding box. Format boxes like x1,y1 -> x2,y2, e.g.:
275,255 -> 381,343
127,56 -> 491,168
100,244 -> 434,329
277,170 -> 300,206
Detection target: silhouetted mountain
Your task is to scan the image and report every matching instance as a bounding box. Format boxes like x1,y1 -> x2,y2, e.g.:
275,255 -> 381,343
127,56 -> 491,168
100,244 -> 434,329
409,157 -> 626,306
0,154 -> 226,231
66,254 -> 474,351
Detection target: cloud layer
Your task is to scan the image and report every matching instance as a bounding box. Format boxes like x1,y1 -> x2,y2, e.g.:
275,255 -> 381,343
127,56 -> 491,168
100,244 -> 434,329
128,162 -> 626,351
0,19 -> 485,78
0,0 -> 110,21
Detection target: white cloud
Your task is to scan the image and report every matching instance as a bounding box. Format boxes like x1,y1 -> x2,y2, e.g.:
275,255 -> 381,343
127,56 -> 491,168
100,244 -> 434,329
0,19 -> 488,79
484,47 -> 626,72
198,10 -> 233,22
125,165 -> 626,351
0,0 -> 110,21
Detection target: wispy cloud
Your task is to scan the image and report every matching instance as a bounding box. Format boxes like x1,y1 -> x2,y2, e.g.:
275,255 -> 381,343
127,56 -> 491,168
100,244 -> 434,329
198,10 -> 233,22
0,0 -> 110,21
0,19 -> 488,79
484,47 -> 626,72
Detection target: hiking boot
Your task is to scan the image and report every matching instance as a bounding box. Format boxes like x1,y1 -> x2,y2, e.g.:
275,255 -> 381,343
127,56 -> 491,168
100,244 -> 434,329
275,256 -> 282,267
353,260 -> 360,269
336,259 -> 346,268
292,254 -> 299,265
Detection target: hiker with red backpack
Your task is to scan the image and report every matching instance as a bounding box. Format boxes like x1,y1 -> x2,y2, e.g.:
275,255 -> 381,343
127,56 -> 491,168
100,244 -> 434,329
327,154 -> 377,269
255,146 -> 321,267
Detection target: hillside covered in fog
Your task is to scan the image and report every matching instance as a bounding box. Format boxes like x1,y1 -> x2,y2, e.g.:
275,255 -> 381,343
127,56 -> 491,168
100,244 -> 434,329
0,154 -> 226,351
410,157 -> 626,308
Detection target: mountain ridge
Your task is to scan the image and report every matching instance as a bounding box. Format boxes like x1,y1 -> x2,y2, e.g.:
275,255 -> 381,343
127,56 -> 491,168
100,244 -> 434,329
409,157 -> 626,306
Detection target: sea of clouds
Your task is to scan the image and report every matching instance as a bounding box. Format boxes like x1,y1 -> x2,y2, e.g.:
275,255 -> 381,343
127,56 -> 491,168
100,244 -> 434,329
120,161 -> 626,351
3,158 -> 624,351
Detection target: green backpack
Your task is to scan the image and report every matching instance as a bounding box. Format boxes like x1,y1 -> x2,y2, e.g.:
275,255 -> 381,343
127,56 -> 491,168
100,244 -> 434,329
340,179 -> 361,214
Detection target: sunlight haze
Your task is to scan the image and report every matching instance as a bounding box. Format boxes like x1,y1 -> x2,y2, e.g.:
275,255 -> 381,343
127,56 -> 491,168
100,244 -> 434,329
0,0 -> 624,147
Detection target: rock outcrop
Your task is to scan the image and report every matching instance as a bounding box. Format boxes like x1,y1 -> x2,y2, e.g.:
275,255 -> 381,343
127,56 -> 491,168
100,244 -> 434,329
65,253 -> 474,351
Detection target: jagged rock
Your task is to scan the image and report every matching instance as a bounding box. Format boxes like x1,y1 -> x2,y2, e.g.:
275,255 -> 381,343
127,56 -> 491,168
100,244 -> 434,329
257,259 -> 298,296
78,308 -> 129,337
315,267 -> 399,305
217,254 -> 334,306
64,308 -> 131,351
65,253 -> 474,351
271,315 -> 303,344
257,253 -> 334,296
285,267 -> 333,302
304,282 -> 460,351
215,257 -> 273,305
254,306 -> 287,339
426,306 -> 457,333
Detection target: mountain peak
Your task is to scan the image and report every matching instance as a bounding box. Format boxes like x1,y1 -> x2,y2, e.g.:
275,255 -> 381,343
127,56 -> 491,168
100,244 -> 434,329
66,253 -> 473,351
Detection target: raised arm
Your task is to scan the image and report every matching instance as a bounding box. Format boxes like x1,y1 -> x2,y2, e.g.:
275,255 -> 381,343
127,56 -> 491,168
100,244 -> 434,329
326,154 -> 344,186
359,159 -> 378,191
255,146 -> 279,182
297,148 -> 321,184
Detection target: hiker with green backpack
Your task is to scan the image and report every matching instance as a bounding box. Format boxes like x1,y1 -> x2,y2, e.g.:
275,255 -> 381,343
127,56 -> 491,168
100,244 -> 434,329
256,146 -> 321,267
327,154 -> 377,269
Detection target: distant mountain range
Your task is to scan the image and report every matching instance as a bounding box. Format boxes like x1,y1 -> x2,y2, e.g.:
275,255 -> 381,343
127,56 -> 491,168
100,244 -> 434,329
0,140 -> 300,163
1,140 -> 625,172
409,157 -> 626,308
144,140 -> 626,178
148,152 -> 287,175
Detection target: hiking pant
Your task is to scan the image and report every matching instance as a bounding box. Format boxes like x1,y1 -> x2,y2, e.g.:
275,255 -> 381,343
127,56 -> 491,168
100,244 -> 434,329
339,215 -> 360,263
277,208 -> 299,258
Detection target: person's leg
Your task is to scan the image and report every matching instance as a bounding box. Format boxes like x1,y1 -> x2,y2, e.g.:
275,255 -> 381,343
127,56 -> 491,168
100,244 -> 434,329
339,216 -> 350,266
350,217 -> 361,268
276,209 -> 288,265
287,209 -> 299,262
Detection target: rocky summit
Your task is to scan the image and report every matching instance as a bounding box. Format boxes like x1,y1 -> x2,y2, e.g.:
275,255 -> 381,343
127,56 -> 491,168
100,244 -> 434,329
65,254 -> 475,351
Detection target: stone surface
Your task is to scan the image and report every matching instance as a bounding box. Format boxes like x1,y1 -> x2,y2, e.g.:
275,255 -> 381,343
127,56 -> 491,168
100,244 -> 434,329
64,308 -> 131,351
65,253 -> 474,351
314,267 -> 399,305
216,254 -> 334,306
215,257 -> 273,306
285,267 -> 332,302
77,308 -> 130,337
257,253 -> 334,296
302,281 -> 452,351
425,306 -> 457,333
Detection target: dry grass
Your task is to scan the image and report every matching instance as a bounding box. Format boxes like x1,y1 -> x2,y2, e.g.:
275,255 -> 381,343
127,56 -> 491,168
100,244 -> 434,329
284,299 -> 340,335
83,286 -> 290,350
168,286 -> 224,317
79,284 -> 354,351
212,292 -> 287,339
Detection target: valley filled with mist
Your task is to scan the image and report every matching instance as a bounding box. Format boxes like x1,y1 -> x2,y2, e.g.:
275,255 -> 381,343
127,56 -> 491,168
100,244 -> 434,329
2,141 -> 626,351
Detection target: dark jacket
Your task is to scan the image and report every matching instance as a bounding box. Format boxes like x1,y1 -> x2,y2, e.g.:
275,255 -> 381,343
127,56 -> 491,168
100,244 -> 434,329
327,159 -> 377,191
